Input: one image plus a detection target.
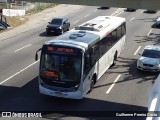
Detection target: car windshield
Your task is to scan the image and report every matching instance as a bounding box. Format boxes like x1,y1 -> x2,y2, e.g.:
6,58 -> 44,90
40,53 -> 82,82
50,18 -> 63,25
142,49 -> 160,58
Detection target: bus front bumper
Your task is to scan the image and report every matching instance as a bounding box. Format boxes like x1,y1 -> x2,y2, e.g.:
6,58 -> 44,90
39,85 -> 83,99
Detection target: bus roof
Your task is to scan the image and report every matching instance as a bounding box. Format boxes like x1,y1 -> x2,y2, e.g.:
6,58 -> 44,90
75,16 -> 125,32
45,30 -> 100,50
44,16 -> 125,50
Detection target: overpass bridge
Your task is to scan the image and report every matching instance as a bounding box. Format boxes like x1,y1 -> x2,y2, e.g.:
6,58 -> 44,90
0,0 -> 159,10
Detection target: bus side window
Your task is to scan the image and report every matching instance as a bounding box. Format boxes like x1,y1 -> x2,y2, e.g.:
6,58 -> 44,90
99,38 -> 106,56
90,44 -> 99,66
112,29 -> 117,43
121,23 -> 126,35
106,33 -> 113,50
84,53 -> 91,72
117,25 -> 122,39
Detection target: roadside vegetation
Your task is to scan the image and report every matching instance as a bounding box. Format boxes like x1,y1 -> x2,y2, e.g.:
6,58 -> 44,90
0,3 -> 58,32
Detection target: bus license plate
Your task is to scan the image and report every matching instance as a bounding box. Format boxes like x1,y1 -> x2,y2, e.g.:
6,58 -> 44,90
54,91 -> 64,96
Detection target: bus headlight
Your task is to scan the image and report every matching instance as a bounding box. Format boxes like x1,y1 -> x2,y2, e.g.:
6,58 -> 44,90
154,63 -> 160,67
73,84 -> 79,91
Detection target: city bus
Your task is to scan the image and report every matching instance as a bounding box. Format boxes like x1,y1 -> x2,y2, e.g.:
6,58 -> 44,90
35,16 -> 126,99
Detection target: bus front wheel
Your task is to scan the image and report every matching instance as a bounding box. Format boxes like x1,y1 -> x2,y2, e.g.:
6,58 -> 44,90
112,52 -> 117,66
88,79 -> 94,93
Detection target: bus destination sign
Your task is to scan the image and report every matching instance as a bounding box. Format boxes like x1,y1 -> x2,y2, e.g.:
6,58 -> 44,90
44,46 -> 81,55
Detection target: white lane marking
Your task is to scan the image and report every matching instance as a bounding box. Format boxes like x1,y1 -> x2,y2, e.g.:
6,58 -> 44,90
147,29 -> 152,36
130,17 -> 135,21
0,60 -> 40,85
114,11 -> 124,16
148,95 -> 158,111
94,9 -> 97,11
85,14 -> 90,17
112,8 -> 125,16
140,10 -> 144,13
111,8 -> 121,16
134,46 -> 141,55
14,44 -> 32,52
106,74 -> 121,94
74,20 -> 79,24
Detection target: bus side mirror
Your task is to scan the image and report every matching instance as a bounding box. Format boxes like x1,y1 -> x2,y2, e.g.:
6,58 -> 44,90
35,53 -> 38,61
35,48 -> 42,61
138,53 -> 142,56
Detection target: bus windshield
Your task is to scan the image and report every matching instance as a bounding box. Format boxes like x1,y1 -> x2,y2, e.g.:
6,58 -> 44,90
40,53 -> 82,84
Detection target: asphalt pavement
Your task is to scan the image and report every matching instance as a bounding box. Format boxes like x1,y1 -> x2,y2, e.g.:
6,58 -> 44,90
0,4 -> 84,41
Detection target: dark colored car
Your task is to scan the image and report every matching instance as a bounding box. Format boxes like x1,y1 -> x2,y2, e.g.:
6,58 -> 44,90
100,6 -> 110,9
126,8 -> 136,12
146,10 -> 157,13
46,17 -> 70,35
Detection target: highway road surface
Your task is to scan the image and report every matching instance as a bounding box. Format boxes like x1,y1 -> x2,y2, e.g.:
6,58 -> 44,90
0,5 -> 160,120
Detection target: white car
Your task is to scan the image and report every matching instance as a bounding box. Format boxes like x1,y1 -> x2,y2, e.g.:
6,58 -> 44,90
137,45 -> 160,72
155,16 -> 160,27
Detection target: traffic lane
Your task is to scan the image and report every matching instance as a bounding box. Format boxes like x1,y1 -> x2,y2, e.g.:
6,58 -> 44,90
69,7 -> 122,27
0,44 -> 40,84
0,4 -> 152,112
103,54 -> 159,107
93,12 -> 160,108
0,63 -> 147,114
38,7 -> 121,39
119,9 -> 158,23
24,7 -> 132,99
120,9 -> 156,22
0,39 -> 151,113
145,11 -> 160,46
0,6 -> 124,54
0,6 -> 98,53
0,8 -> 152,88
66,5 -> 99,24
0,7 -> 156,55
84,9 -> 160,109
0,7 -> 146,98
0,4 -> 85,41
39,7 -> 123,39
0,19 -> 150,120
0,6 -> 106,83
86,8 -> 158,98
0,7 -> 124,83
0,6 -> 120,53
119,11 -> 158,55
122,11 -> 160,56
149,29 -> 160,46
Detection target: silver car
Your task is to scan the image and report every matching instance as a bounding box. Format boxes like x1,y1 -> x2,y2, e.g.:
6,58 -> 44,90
137,45 -> 160,72
155,17 -> 160,27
